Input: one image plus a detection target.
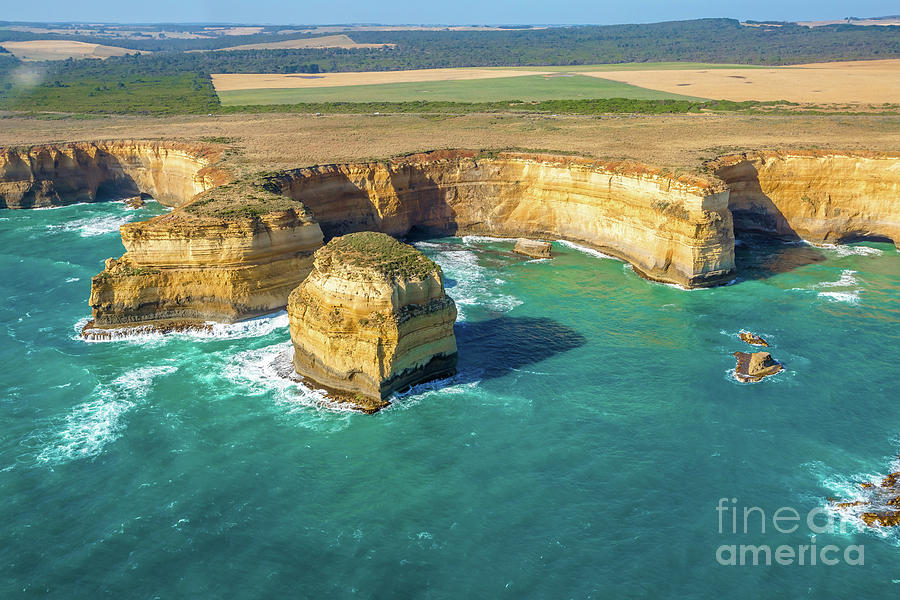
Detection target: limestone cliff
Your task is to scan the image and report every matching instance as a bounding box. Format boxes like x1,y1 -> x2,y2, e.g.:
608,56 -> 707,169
710,151 -> 900,247
0,141 -> 226,209
288,232 -> 457,412
278,151 -> 736,288
86,208 -> 323,332
10,143 -> 898,335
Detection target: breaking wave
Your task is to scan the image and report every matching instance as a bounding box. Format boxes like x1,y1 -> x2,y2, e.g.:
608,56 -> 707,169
36,365 -> 177,464
789,269 -> 863,304
816,270 -> 861,304
46,212 -> 138,237
76,312 -> 290,344
222,342 -> 360,422
819,244 -> 884,258
414,241 -> 522,321
809,455 -> 900,546
557,239 -> 618,261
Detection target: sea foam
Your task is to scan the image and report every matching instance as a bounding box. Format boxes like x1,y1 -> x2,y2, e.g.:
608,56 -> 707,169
46,212 -> 137,237
414,241 -> 522,321
557,239 -> 618,261
811,456 -> 900,546
36,365 -> 177,464
819,244 -> 884,258
76,312 -> 290,344
223,342 -> 352,416
816,269 -> 862,304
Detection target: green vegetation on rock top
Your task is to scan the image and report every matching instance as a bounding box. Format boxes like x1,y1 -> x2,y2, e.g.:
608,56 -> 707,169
320,232 -> 438,281
182,173 -> 313,219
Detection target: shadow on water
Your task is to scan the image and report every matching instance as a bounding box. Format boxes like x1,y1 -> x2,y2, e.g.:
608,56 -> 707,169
733,235 -> 827,280
452,316 -> 586,382
719,160 -> 827,281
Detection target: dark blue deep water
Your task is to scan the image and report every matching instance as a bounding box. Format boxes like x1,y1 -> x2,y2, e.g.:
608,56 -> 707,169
1,201 -> 899,598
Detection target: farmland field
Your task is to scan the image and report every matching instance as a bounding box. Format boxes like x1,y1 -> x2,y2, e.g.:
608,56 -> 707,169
214,71 -> 706,105
584,59 -> 900,103
214,34 -> 396,51
0,40 -> 146,61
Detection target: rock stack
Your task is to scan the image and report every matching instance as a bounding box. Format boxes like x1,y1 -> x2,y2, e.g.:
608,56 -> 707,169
733,351 -> 783,383
287,232 -> 458,412
513,238 -> 552,259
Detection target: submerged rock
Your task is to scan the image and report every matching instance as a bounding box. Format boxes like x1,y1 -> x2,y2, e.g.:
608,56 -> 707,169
80,319 -> 213,340
861,512 -> 900,527
733,351 -> 783,382
123,194 -> 149,209
513,238 -> 552,259
829,462 -> 900,527
288,232 -> 458,413
739,331 -> 769,346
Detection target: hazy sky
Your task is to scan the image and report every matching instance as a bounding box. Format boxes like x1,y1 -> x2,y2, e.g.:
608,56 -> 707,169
4,0 -> 898,25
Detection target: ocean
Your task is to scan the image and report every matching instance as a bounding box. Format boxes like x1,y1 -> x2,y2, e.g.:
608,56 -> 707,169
2,200 -> 899,598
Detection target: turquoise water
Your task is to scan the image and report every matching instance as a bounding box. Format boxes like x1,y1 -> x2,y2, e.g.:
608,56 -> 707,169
2,201 -> 899,598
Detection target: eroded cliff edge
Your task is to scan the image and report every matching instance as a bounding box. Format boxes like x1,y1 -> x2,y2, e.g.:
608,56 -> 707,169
77,149 -> 737,331
288,232 -> 458,412
710,151 -> 900,247
0,141 -> 226,208
84,181 -> 323,332
3,143 -> 897,333
276,150 -> 736,288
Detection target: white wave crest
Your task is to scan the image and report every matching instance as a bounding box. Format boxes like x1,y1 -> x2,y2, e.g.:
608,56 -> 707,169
818,291 -> 860,304
813,457 -> 900,545
76,312 -> 290,344
414,242 -> 522,321
557,239 -> 618,261
37,365 -> 177,464
202,312 -> 290,340
819,269 -> 859,288
815,269 -> 861,304
820,244 -> 884,258
46,212 -> 137,237
223,342 -> 357,416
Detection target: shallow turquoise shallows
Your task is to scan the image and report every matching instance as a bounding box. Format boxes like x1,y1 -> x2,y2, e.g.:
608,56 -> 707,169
2,201 -> 899,598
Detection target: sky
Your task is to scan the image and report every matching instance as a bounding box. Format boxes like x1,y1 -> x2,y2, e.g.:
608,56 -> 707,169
3,0 -> 898,25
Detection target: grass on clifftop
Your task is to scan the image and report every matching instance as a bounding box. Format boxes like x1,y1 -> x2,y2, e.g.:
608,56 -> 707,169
321,232 -> 437,280
183,173 -> 313,219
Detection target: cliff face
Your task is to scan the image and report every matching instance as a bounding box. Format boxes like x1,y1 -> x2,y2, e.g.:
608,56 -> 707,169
280,151 -> 736,288
711,151 -> 900,246
0,141 -> 225,209
288,232 -> 457,411
86,210 -> 323,331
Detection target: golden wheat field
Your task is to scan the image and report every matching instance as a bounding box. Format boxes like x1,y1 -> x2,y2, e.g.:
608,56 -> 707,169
581,59 -> 900,104
0,40 -> 146,61
211,68 -> 555,91
215,34 -> 395,51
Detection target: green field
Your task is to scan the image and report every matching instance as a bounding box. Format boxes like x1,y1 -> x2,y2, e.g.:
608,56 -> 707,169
217,74 -> 705,106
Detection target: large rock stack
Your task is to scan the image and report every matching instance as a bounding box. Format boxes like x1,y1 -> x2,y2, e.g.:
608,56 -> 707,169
287,232 -> 458,412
